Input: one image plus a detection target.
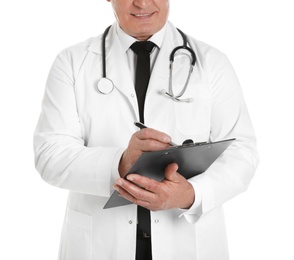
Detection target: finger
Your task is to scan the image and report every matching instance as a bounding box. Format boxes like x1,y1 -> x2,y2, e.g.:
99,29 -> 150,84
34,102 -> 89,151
115,177 -> 154,202
126,174 -> 161,193
136,128 -> 171,147
125,129 -> 170,162
114,183 -> 142,204
117,187 -> 151,208
164,163 -> 180,182
124,129 -> 171,165
116,188 -> 151,208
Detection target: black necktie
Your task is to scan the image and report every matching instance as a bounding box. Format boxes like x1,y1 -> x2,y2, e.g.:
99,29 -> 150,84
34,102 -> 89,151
130,41 -> 155,124
130,41 -> 155,241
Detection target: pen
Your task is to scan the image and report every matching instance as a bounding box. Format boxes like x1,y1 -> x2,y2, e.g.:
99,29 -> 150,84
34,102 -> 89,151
134,121 -> 178,146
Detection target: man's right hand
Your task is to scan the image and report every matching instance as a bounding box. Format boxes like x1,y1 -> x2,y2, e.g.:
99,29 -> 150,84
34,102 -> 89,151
118,128 -> 172,178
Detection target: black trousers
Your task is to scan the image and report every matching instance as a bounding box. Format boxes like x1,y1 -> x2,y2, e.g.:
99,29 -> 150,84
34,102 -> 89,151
136,227 -> 152,260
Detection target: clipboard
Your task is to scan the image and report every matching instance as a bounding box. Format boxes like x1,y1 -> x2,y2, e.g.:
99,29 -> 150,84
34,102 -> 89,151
104,138 -> 235,209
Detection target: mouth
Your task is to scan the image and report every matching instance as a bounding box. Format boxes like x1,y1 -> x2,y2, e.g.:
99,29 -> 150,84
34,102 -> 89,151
132,12 -> 155,18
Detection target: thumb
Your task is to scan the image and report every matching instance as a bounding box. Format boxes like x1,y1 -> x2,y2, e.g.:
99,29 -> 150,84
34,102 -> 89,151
164,163 -> 179,181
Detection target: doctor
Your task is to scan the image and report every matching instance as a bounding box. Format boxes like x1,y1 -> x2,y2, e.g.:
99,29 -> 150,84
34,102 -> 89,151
34,0 -> 259,259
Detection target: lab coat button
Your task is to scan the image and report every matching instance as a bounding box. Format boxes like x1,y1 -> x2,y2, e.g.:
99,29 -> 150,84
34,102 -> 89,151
131,94 -> 135,98
155,219 -> 159,223
129,220 -> 133,224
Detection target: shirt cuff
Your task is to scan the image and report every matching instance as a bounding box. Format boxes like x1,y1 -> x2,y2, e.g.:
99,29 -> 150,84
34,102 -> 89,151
179,180 -> 203,222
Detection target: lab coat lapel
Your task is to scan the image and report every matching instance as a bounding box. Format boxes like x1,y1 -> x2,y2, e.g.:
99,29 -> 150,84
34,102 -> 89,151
106,29 -> 135,96
148,33 -> 170,91
106,29 -> 140,116
89,26 -> 138,116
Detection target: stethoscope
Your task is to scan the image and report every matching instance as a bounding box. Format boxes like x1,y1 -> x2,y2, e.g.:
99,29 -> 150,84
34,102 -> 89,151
97,25 -> 197,102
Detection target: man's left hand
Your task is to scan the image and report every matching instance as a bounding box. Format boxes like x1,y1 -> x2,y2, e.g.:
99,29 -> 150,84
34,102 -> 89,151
113,163 -> 195,211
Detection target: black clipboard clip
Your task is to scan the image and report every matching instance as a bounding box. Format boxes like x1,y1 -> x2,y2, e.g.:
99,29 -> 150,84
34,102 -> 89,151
182,139 -> 207,147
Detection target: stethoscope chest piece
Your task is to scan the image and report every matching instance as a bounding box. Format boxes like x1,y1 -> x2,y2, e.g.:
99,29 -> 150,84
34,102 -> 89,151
97,77 -> 114,94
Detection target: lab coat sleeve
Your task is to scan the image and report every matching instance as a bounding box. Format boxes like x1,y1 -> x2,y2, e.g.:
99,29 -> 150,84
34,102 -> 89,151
34,49 -> 123,197
182,50 -> 259,223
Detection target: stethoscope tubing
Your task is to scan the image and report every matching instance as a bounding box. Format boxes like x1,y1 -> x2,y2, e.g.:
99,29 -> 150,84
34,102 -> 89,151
97,25 -> 197,101
102,25 -> 112,78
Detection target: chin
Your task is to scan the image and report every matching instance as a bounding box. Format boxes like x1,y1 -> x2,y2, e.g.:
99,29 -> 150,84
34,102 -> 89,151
133,26 -> 159,39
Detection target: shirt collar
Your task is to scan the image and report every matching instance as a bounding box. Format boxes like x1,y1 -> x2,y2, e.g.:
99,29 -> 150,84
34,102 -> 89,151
115,22 -> 166,52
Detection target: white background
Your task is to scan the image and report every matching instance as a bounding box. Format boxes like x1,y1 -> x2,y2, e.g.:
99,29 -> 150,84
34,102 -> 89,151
0,0 -> 293,259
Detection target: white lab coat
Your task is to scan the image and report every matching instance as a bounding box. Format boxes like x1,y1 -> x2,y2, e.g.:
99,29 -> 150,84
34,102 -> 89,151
34,21 -> 259,260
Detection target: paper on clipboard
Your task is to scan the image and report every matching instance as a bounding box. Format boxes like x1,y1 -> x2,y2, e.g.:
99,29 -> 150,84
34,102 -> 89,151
103,138 -> 235,209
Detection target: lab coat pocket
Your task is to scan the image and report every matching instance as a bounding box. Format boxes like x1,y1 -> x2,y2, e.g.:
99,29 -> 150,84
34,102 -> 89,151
173,94 -> 211,138
59,208 -> 92,260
